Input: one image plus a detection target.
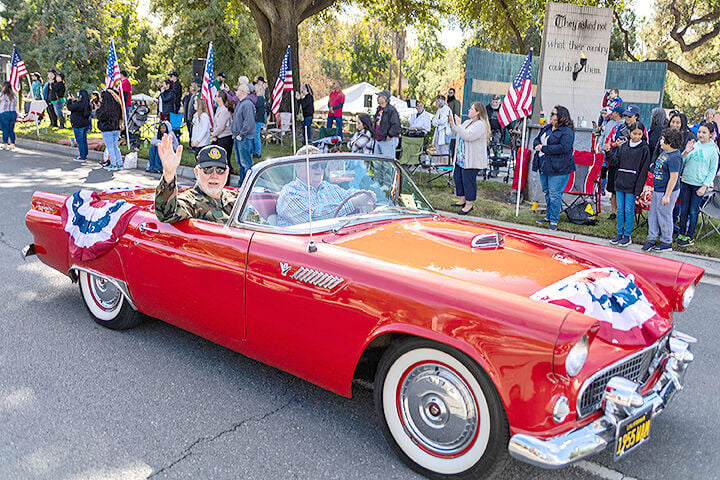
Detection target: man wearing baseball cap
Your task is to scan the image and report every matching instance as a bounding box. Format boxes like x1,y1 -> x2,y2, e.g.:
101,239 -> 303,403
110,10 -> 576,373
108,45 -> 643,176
154,139 -> 238,224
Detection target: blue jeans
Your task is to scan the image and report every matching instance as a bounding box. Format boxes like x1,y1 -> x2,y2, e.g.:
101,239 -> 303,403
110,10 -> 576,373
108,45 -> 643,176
327,116 -> 342,137
373,137 -> 398,157
453,166 -> 479,201
54,101 -> 65,127
615,191 -> 636,236
303,117 -> 313,144
233,137 -> 254,184
101,130 -> 122,167
72,126 -> 91,159
254,122 -> 264,156
540,173 -> 570,225
0,111 -> 18,144
148,144 -> 162,171
678,182 -> 704,238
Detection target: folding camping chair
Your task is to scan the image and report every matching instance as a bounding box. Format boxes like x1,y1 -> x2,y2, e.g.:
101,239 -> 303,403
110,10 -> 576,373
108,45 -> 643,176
633,171 -> 654,232
697,175 -> 720,240
266,112 -> 292,145
417,151 -> 454,192
510,147 -> 531,204
562,150 -> 603,215
20,100 -> 47,133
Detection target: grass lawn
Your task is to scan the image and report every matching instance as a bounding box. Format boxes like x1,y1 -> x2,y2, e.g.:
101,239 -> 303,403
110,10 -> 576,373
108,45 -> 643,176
16,119 -> 720,257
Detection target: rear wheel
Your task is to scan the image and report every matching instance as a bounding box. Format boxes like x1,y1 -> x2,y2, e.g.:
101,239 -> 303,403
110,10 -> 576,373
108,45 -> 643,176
78,270 -> 143,330
374,338 -> 509,479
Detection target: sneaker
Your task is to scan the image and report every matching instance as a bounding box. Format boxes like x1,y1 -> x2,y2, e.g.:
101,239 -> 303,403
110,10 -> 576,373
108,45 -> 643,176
652,242 -> 673,252
641,241 -> 656,251
548,223 -> 558,231
608,213 -> 617,221
73,156 -> 85,162
536,218 -> 550,225
677,235 -> 694,247
609,234 -> 622,245
618,235 -> 632,247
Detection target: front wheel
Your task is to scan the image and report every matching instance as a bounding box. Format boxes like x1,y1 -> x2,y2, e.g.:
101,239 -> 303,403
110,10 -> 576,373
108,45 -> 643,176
374,338 -> 509,479
78,270 -> 144,330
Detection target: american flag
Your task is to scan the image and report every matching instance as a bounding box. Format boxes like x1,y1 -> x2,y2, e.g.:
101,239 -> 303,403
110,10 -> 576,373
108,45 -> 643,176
104,39 -> 121,90
9,46 -> 28,93
271,46 -> 293,117
201,42 -> 217,128
498,49 -> 533,128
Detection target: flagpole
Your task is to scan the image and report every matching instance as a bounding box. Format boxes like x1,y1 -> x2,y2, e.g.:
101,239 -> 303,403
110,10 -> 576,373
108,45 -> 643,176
288,45 -> 297,154
515,115 -> 527,216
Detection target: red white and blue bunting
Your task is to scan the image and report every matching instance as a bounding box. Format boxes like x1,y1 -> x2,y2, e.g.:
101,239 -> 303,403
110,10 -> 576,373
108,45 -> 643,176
61,189 -> 140,261
531,267 -> 671,346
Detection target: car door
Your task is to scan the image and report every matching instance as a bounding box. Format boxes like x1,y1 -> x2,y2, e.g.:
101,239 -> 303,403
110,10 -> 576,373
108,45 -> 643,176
123,210 -> 252,344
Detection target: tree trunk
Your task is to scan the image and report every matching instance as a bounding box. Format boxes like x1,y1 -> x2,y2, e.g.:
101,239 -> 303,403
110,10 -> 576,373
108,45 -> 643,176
243,0 -> 335,114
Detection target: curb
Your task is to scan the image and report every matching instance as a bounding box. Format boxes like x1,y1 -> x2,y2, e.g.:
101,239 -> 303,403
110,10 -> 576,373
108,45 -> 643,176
15,137 -> 241,184
16,138 -> 720,285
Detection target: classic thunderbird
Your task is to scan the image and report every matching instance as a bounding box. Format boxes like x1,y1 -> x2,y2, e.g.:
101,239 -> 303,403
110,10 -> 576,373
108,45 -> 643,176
25,154 -> 701,479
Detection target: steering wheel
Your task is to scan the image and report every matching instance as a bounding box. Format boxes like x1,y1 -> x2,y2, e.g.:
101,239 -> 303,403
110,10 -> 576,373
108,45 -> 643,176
332,190 -> 376,218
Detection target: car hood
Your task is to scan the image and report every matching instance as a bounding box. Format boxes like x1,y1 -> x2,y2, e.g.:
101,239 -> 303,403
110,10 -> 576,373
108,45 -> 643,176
326,217 -> 595,297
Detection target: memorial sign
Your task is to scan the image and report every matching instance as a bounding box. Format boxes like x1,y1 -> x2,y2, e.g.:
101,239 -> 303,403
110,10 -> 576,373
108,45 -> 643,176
535,2 -> 613,127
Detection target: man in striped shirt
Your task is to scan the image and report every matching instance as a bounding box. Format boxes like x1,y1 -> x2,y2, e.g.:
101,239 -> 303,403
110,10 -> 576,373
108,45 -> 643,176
277,157 -> 376,227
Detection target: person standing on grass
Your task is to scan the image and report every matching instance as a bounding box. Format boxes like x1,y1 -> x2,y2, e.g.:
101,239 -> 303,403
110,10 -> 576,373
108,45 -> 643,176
432,95 -> 452,157
120,70 -> 132,121
676,123 -> 719,247
44,69 -> 58,128
327,80 -> 344,138
606,123 -> 651,247
448,102 -> 491,216
66,90 -> 92,162
211,90 -> 235,175
97,89 -> 124,171
147,121 -> 177,173
50,73 -> 66,129
532,105 -> 576,231
0,82 -> 18,151
231,82 -> 256,184
253,82 -> 266,159
296,84 -> 314,144
648,107 -> 667,162
190,96 -> 211,156
643,128 -> 683,253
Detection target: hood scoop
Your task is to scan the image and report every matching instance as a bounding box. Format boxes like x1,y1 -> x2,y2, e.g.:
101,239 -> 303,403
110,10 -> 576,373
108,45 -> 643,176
471,232 -> 504,250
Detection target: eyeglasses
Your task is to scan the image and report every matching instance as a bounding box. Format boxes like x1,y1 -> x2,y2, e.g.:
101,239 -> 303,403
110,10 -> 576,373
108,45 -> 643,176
310,162 -> 326,170
200,166 -> 227,175
550,112 -> 558,116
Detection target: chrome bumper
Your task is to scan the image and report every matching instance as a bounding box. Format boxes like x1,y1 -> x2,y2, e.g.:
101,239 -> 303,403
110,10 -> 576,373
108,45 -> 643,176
508,330 -> 695,469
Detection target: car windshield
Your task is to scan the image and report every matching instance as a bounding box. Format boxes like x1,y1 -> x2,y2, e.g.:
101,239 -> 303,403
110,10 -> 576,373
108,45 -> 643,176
236,156 -> 435,231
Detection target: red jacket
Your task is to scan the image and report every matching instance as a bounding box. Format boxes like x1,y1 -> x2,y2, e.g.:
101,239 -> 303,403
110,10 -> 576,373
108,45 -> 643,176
328,90 -> 344,118
121,78 -> 132,107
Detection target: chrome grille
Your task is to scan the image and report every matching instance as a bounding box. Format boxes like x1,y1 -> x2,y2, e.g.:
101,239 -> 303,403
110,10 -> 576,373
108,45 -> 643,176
577,336 -> 670,417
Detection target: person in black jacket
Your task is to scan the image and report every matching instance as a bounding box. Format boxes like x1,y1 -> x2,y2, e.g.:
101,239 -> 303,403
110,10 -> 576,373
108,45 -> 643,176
606,123 -> 651,246
66,90 -> 92,162
169,72 -> 182,114
532,105 -> 576,230
296,83 -> 314,144
97,89 -> 124,170
44,70 -> 58,127
373,89 -> 401,157
50,73 -> 67,128
158,79 -> 176,122
253,83 -> 266,158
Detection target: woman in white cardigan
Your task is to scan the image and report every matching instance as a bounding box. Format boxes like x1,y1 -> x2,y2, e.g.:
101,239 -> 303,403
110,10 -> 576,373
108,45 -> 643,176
432,96 -> 452,156
191,96 -> 212,156
448,102 -> 491,215
211,90 -> 235,174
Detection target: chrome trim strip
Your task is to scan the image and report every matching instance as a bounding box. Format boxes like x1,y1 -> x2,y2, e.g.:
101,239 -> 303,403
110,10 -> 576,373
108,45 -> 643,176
575,333 -> 668,418
288,266 -> 344,291
68,266 -> 138,311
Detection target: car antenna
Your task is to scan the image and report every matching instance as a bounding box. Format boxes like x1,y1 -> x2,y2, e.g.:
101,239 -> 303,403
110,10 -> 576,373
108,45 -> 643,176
304,128 -> 317,253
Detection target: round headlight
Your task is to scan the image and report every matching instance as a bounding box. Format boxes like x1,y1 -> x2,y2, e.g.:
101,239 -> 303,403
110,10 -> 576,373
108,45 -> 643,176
682,284 -> 695,309
565,334 -> 589,377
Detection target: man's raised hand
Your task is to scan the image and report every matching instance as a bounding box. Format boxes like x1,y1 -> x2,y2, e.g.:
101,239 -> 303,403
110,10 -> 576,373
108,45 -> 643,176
159,134 -> 183,183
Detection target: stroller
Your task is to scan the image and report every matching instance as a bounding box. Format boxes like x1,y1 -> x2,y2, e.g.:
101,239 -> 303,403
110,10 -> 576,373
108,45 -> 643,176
125,102 -> 150,150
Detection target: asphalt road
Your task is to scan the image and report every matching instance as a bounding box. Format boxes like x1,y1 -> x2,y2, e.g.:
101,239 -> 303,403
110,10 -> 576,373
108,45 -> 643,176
1,147 -> 718,480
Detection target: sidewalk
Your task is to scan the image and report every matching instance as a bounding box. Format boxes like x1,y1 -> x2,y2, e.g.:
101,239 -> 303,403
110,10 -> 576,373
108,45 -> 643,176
18,137 -> 720,285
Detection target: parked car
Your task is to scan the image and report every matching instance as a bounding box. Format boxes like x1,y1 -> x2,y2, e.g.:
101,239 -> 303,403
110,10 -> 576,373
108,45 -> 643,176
24,154 -> 702,479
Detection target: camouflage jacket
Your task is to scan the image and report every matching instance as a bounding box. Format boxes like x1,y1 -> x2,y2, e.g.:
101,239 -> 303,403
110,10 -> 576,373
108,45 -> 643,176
154,176 -> 238,224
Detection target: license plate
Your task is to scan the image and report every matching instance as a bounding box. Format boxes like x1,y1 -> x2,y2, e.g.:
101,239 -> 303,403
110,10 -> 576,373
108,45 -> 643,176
614,407 -> 653,460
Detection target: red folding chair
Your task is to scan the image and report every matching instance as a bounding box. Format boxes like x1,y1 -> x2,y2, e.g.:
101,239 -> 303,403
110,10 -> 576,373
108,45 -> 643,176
633,172 -> 654,232
562,150 -> 604,214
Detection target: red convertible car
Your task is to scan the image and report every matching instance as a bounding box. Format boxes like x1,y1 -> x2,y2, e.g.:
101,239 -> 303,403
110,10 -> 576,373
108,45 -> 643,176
25,154 -> 700,479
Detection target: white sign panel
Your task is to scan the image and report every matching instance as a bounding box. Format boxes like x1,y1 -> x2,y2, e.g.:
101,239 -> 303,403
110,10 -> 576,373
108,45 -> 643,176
537,2 -> 613,127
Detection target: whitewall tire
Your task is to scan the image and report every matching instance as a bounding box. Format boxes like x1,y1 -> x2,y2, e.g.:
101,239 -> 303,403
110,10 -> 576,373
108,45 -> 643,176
78,270 -> 143,330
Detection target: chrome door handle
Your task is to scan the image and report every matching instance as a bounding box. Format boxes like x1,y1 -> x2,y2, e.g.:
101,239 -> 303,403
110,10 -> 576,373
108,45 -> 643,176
138,223 -> 159,234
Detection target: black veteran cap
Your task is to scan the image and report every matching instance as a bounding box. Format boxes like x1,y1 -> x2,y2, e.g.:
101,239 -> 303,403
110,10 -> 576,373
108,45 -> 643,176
196,145 -> 227,168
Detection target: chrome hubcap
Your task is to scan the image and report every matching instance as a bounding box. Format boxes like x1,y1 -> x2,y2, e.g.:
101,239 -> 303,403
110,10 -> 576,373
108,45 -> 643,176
89,276 -> 121,311
399,362 -> 478,456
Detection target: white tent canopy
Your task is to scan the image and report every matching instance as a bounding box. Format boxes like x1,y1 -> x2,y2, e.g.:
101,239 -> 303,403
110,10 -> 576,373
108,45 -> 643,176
131,93 -> 157,102
314,82 -> 415,119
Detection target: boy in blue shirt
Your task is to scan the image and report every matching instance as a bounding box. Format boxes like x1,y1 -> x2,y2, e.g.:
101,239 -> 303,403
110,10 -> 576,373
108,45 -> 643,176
643,128 -> 683,252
